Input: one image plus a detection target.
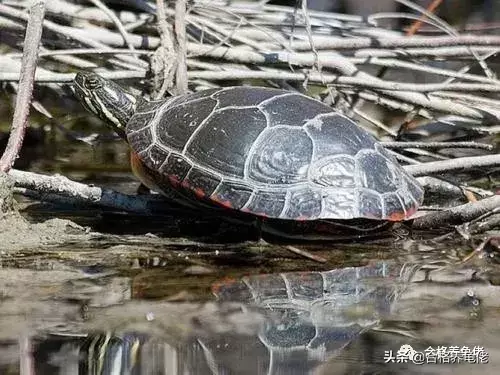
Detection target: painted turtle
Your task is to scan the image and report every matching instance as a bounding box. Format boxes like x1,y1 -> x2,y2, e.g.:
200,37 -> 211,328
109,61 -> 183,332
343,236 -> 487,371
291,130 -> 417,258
73,72 -> 423,236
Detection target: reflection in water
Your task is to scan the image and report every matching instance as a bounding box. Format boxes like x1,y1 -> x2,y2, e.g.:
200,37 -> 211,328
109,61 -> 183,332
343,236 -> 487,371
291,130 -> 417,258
1,248 -> 499,375
0,253 -> 497,375
25,262 -> 421,374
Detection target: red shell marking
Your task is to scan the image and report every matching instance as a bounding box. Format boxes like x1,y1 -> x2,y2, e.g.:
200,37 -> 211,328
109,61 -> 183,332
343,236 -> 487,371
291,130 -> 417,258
168,175 -> 181,187
386,211 -> 407,222
193,188 -> 206,199
211,196 -> 234,209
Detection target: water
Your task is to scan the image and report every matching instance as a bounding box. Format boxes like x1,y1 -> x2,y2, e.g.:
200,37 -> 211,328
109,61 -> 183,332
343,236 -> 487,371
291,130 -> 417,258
1,114 -> 499,374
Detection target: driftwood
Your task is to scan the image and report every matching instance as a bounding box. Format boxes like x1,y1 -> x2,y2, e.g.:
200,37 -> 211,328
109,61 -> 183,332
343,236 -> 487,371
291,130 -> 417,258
0,0 -> 499,237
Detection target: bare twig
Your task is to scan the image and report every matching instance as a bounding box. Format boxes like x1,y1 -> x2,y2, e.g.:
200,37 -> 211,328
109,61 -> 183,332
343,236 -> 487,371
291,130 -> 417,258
188,69 -> 500,94
7,48 -> 153,59
285,245 -> 327,263
413,196 -> 500,229
349,57 -> 500,85
396,0 -> 494,80
300,0 -> 322,77
174,0 -> 188,94
464,213 -> 500,235
155,0 -> 176,98
280,35 -> 500,51
0,3 -> 147,70
9,169 -> 160,214
403,154 -> 500,177
406,0 -> 443,36
88,0 -> 137,52
381,141 -> 493,151
0,70 -> 146,82
0,1 -> 45,173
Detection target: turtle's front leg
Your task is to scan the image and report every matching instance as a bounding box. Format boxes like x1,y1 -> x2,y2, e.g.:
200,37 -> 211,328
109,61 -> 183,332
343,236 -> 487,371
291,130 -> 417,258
136,183 -> 151,195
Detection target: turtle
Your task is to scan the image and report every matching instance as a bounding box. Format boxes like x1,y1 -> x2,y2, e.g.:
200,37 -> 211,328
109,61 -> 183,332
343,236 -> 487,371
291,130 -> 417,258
73,71 -> 424,238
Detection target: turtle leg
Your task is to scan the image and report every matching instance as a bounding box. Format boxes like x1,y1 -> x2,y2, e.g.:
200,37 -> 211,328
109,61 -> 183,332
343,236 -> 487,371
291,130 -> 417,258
136,183 -> 151,195
130,150 -> 160,193
253,217 -> 269,244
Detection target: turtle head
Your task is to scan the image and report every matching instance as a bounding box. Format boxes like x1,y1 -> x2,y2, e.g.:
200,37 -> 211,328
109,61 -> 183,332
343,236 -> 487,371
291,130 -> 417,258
73,71 -> 137,139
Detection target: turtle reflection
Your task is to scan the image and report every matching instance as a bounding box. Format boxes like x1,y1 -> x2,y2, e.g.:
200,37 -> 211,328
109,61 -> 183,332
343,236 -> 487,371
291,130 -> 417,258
31,262 -> 417,374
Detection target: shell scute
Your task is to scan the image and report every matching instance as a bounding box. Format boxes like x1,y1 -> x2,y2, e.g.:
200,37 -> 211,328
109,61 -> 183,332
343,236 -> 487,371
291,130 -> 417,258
186,107 -> 267,178
156,97 -> 218,151
306,114 -> 376,159
247,127 -> 312,184
357,150 -> 402,193
284,188 -> 322,220
213,87 -> 282,107
260,93 -> 333,127
321,188 -> 356,219
136,98 -> 166,114
244,190 -> 287,218
127,111 -> 156,132
183,167 -> 222,198
357,189 -> 383,219
405,176 -> 425,207
127,127 -> 153,153
164,88 -> 220,109
211,182 -> 253,210
147,145 -> 169,170
161,153 -> 191,182
383,193 -> 406,221
309,155 -> 356,188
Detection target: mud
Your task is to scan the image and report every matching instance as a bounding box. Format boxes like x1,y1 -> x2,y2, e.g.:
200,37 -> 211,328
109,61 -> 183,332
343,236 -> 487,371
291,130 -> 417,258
0,172 -> 14,213
0,172 -> 91,252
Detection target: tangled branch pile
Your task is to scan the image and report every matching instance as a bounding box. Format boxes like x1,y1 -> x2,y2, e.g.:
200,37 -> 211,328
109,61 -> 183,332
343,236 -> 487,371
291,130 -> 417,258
0,1 -> 500,115
0,0 -> 499,235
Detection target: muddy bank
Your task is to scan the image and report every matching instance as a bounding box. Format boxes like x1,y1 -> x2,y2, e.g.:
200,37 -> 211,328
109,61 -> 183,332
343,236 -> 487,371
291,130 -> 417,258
0,172 -> 91,252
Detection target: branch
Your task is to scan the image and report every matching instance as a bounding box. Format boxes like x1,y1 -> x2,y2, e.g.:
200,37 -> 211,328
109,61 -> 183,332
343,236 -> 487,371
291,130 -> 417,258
154,0 -> 176,98
88,0 -> 137,52
381,141 -> 493,150
190,70 -> 500,93
174,0 -> 188,94
0,70 -> 146,82
406,0 -> 443,36
413,195 -> 500,229
284,35 -> 500,51
463,213 -> 500,235
0,1 -> 45,173
350,56 -> 500,85
403,154 -> 500,177
9,169 -> 160,214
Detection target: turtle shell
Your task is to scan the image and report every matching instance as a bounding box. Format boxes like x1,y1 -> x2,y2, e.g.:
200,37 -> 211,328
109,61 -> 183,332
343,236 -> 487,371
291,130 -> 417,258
126,87 -> 424,221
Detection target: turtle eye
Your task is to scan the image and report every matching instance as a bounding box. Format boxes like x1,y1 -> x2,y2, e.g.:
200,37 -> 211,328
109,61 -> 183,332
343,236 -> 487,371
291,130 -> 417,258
85,76 -> 101,90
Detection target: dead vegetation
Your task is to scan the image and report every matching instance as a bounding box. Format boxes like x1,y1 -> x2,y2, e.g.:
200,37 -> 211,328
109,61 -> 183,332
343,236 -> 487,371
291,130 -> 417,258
0,0 -> 498,240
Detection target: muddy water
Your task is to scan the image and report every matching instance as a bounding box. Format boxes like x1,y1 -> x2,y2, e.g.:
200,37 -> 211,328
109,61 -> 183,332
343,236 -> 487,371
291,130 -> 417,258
1,116 -> 500,374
